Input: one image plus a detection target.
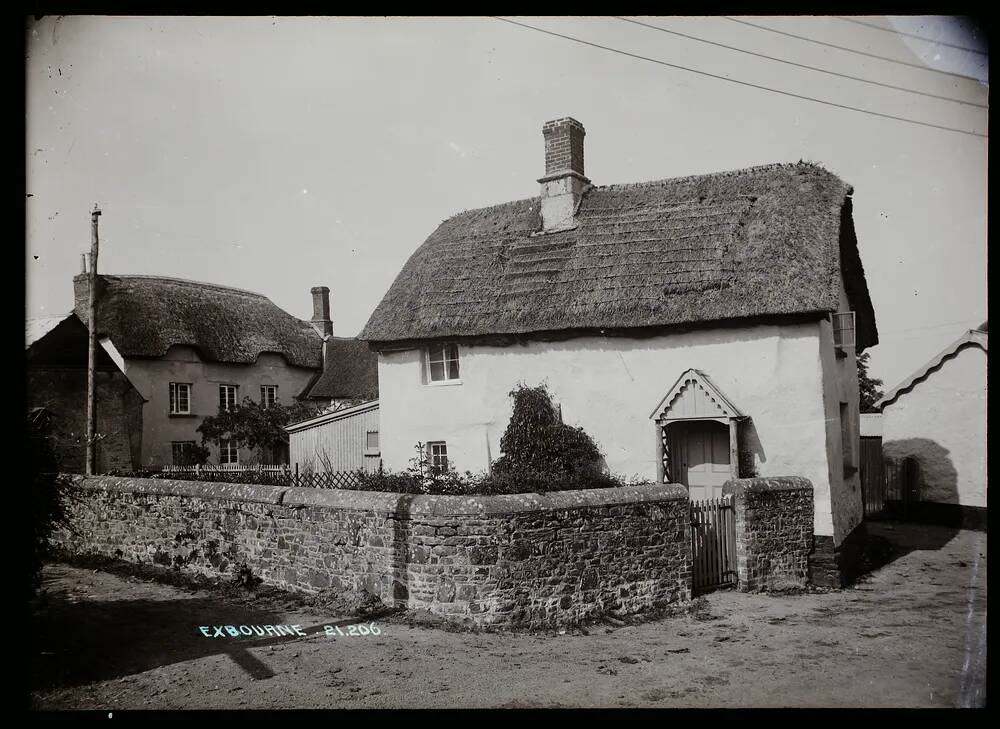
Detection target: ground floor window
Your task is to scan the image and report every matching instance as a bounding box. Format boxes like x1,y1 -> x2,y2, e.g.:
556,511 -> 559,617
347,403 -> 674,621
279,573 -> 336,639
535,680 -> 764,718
171,441 -> 197,466
219,438 -> 239,465
427,441 -> 448,472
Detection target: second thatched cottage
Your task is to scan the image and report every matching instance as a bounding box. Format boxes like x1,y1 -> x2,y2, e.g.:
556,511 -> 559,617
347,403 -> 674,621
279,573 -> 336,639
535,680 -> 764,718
359,118 -> 878,586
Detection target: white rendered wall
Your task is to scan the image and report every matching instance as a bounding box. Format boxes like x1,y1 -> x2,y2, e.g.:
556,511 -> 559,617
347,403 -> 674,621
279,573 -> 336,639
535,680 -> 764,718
378,321 -> 843,538
816,282 -> 864,545
881,344 -> 987,508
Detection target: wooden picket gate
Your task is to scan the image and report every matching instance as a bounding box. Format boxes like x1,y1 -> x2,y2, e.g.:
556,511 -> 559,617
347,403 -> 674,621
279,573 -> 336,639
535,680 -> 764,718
690,495 -> 738,594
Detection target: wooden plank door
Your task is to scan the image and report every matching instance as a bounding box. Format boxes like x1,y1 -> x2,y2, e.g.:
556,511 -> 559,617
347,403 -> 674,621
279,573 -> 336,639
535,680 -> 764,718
673,421 -> 731,500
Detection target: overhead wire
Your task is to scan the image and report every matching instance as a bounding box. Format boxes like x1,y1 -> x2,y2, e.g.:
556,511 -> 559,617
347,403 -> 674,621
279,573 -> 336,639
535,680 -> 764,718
492,17 -> 987,139
835,16 -> 989,55
723,17 -> 985,81
614,16 -> 986,109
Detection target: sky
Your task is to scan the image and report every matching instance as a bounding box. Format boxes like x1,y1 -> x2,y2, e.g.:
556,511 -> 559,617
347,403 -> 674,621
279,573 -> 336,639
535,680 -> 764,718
25,15 -> 988,391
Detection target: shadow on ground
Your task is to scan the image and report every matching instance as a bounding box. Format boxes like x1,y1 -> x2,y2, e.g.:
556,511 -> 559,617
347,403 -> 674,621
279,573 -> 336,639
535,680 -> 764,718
29,561 -> 394,691
856,520 -> 963,578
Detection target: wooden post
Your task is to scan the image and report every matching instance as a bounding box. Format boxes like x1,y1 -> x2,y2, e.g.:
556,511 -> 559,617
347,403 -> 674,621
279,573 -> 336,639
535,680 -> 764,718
728,418 -> 739,481
654,422 -> 664,484
85,204 -> 102,476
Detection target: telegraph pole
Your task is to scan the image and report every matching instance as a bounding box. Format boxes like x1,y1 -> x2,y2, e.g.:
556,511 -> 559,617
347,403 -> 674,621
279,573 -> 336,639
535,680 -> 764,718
85,204 -> 101,476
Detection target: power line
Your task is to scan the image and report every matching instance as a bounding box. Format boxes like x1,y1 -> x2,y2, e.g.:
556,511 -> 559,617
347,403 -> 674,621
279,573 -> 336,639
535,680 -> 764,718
724,17 -> 984,81
492,17 -> 987,139
836,16 -> 989,55
881,318 -> 982,334
615,16 -> 986,109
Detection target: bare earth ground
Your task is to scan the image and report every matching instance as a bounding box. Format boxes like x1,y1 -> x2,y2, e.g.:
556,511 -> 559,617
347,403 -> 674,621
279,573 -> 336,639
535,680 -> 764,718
29,521 -> 986,710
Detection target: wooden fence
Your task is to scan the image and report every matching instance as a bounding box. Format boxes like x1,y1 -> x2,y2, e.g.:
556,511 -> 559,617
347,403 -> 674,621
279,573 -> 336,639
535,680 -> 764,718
861,447 -> 921,519
690,495 -> 738,595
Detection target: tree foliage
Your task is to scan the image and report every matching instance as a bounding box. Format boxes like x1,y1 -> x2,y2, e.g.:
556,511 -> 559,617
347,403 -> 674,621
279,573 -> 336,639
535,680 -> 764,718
858,352 -> 884,413
28,409 -> 70,598
197,398 -> 327,462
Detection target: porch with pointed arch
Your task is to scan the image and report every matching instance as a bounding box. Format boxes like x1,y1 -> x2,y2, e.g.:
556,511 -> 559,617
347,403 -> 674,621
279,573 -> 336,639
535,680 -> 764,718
649,368 -> 747,500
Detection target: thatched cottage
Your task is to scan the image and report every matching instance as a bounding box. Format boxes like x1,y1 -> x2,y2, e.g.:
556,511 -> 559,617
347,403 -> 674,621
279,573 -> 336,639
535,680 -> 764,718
876,321 -> 987,527
71,274 -> 377,467
360,117 -> 879,585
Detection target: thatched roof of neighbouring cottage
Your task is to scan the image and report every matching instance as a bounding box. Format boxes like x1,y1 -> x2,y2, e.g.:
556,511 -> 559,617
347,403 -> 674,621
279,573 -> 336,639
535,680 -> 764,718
305,337 -> 379,400
73,274 -> 323,369
359,162 -> 878,350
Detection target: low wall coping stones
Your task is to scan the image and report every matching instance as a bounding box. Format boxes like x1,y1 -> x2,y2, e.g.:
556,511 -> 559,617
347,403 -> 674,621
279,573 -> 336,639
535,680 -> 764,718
76,476 -> 287,505
723,476 -> 813,498
73,476 -> 688,516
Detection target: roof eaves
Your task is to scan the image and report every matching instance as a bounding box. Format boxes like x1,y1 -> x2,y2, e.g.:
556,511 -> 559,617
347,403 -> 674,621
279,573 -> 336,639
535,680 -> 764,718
876,330 -> 988,410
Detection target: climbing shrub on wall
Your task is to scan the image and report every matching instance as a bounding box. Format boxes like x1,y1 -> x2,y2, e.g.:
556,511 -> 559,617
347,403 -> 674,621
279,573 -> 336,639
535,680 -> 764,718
491,383 -> 605,481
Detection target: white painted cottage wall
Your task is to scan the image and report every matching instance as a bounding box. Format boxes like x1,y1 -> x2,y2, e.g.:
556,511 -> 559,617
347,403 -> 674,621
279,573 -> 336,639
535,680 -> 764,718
817,282 -> 864,545
378,321 -> 845,539
881,344 -> 987,508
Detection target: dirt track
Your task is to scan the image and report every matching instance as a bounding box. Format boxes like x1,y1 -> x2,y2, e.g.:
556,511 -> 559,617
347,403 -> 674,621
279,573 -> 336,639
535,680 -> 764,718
29,521 -> 986,709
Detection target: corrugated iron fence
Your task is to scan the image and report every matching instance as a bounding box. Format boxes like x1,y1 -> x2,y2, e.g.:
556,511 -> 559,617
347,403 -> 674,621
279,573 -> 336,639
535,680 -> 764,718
690,495 -> 738,594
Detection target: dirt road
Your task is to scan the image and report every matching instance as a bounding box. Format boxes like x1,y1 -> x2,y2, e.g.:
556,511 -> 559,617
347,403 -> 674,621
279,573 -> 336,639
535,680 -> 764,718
29,521 -> 987,709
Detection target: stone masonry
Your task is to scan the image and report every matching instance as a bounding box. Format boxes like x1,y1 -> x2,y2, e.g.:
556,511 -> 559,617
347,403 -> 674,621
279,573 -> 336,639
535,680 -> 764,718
723,476 -> 814,592
52,477 -> 692,629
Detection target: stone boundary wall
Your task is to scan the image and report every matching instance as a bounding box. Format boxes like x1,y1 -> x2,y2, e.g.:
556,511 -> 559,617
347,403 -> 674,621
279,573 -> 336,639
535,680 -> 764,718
52,476 -> 692,628
723,477 -> 814,592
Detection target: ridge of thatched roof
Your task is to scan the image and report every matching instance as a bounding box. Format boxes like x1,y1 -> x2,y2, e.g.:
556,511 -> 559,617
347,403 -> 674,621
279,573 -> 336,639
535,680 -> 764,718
360,162 -> 877,349
73,274 -> 322,369
305,337 -> 379,400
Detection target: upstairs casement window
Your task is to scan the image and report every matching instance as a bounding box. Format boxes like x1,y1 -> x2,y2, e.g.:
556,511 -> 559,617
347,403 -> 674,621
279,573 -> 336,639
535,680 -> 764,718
260,385 -> 278,408
219,384 -> 238,412
169,382 -> 192,415
832,311 -> 856,356
428,441 -> 448,472
426,343 -> 460,383
219,438 -> 239,465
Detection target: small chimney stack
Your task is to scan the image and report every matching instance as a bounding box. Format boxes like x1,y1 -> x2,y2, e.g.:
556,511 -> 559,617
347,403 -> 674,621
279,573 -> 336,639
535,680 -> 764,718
310,286 -> 333,337
80,253 -> 88,273
537,117 -> 590,233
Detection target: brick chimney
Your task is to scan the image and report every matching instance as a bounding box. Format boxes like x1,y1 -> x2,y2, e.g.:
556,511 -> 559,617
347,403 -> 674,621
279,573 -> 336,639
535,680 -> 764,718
538,117 -> 590,233
310,286 -> 333,337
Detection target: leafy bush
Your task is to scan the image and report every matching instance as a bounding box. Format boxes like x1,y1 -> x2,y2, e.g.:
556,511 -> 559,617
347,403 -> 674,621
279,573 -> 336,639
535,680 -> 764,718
197,398 -> 327,463
491,383 -> 604,481
28,409 -> 71,598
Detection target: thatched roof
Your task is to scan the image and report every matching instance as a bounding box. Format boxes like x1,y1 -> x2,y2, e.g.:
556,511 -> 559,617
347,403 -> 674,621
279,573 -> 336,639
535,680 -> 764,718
74,274 -> 322,368
305,337 -> 379,400
360,162 -> 878,350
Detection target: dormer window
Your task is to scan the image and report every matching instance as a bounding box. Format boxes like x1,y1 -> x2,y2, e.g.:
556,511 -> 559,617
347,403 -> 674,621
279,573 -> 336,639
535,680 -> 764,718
832,312 -> 856,357
426,343 -> 461,383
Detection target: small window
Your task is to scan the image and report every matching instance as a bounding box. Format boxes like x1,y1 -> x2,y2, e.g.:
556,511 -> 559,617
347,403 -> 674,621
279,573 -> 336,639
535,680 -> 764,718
260,385 -> 278,407
840,401 -> 855,475
832,312 -> 856,351
169,383 -> 192,414
171,441 -> 197,466
428,441 -> 448,472
427,344 -> 460,382
219,438 -> 239,465
219,384 -> 238,412
366,431 -> 380,451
